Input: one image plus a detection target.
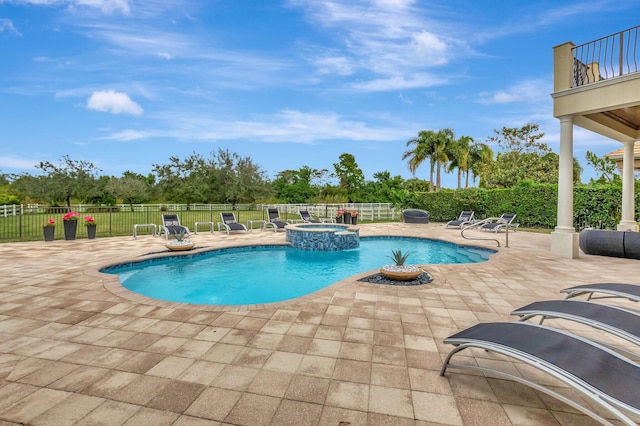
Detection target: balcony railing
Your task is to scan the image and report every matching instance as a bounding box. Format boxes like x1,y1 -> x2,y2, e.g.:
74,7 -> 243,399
572,25 -> 640,87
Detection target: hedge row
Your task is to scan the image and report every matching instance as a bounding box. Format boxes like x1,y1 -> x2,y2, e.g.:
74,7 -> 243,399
413,181 -> 639,230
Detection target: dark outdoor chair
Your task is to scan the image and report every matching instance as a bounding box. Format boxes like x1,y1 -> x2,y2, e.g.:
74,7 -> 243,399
299,210 -> 321,223
512,299 -> 640,358
263,208 -> 289,232
479,213 -> 518,232
219,212 -> 248,235
159,214 -> 190,240
561,283 -> 640,302
446,211 -> 475,228
441,321 -> 640,425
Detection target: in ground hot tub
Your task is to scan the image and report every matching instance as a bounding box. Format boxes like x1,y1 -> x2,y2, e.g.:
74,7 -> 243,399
285,223 -> 360,251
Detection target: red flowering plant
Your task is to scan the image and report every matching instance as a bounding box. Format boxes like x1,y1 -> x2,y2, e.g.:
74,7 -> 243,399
351,211 -> 359,217
44,218 -> 55,227
336,209 -> 344,217
62,211 -> 80,221
84,215 -> 96,226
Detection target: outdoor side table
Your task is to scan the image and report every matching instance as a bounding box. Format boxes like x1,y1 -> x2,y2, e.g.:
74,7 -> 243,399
194,221 -> 215,234
133,223 -> 157,239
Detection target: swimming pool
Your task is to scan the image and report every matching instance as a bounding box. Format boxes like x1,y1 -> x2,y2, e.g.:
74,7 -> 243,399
103,237 -> 494,305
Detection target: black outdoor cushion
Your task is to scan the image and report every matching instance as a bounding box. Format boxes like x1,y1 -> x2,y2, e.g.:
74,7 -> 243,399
402,209 -> 430,224
579,229 -> 640,259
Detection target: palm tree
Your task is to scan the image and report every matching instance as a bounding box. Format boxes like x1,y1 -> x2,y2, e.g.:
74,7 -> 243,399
469,142 -> 494,187
433,128 -> 454,190
402,130 -> 438,191
447,135 -> 473,189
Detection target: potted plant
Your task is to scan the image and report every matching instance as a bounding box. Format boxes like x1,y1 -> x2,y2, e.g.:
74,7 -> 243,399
43,218 -> 55,241
380,249 -> 423,281
342,209 -> 352,224
85,215 -> 97,239
351,211 -> 359,225
62,211 -> 80,240
336,209 -> 344,223
165,229 -> 195,251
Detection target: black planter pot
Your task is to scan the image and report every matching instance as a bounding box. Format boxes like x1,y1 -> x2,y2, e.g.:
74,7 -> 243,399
336,216 -> 343,223
343,212 -> 352,224
43,226 -> 55,242
63,220 -> 78,240
351,216 -> 358,225
87,224 -> 97,240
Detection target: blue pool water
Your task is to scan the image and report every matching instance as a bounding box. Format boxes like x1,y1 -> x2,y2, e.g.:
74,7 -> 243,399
103,237 -> 494,305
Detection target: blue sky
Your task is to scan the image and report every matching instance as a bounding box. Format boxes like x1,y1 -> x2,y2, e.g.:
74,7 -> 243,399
1,0 -> 639,189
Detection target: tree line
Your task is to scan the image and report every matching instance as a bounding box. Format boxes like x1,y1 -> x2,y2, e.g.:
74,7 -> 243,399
0,123 -> 622,209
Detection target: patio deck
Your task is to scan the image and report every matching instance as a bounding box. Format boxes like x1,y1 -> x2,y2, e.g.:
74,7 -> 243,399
0,222 -> 638,425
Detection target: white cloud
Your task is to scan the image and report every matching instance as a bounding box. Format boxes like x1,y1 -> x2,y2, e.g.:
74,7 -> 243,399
0,19 -> 21,36
477,78 -> 550,104
86,90 -> 143,115
0,155 -> 38,169
2,0 -> 130,14
352,73 -> 447,91
100,109 -> 409,143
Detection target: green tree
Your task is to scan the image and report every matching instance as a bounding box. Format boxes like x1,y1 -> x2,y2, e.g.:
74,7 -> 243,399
484,123 -> 552,188
447,135 -> 473,189
585,150 -> 620,184
469,142 -> 493,187
333,153 -> 364,202
211,149 -> 270,207
106,172 -> 152,210
402,130 -> 438,192
22,156 -> 101,208
152,152 -> 209,206
273,166 -> 327,203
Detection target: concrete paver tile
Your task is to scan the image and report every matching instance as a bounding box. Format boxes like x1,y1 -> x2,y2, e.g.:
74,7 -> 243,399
184,387 -> 241,421
122,407 -> 180,426
325,381 -> 369,411
74,400 -> 140,426
368,385 -> 413,418
284,375 -> 330,404
146,380 -> 207,413
270,399 -> 322,426
1,388 -> 71,424
224,393 -> 280,426
31,393 -> 105,426
248,369 -> 293,397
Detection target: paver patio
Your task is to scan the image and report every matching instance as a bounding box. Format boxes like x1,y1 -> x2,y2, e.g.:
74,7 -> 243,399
0,222 -> 638,425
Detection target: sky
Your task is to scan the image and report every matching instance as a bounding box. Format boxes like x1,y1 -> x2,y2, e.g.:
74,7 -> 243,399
1,0 -> 639,189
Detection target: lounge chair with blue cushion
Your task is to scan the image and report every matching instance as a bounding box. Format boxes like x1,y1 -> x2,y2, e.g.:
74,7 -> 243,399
441,321 -> 640,426
299,210 -> 321,223
159,214 -> 190,240
446,211 -> 475,228
479,213 -> 518,232
219,212 -> 248,235
263,208 -> 289,232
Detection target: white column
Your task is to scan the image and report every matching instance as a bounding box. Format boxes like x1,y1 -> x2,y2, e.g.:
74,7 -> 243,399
551,115 -> 579,258
617,140 -> 638,231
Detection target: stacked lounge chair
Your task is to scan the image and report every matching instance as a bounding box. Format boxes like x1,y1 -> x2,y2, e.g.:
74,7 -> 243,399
441,282 -> 640,425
